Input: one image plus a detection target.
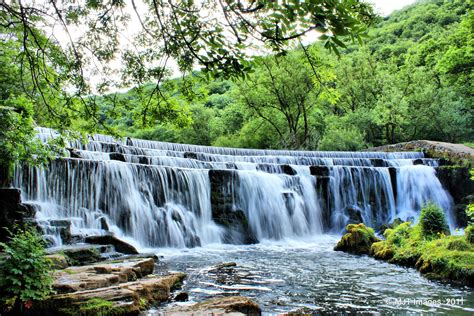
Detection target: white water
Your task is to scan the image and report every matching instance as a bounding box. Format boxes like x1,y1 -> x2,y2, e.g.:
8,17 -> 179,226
13,128 -> 455,248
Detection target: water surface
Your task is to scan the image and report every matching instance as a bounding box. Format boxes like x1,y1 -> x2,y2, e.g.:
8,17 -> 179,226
157,236 -> 473,315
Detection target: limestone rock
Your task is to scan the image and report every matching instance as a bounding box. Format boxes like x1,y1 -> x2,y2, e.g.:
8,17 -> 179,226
33,257 -> 186,315
85,235 -> 139,254
165,296 -> 261,316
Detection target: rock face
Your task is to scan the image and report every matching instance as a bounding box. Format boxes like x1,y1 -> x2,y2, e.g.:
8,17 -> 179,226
0,188 -> 36,243
165,296 -> 261,316
334,223 -> 380,255
436,166 -> 474,227
33,257 -> 186,315
85,235 -> 139,254
209,170 -> 258,244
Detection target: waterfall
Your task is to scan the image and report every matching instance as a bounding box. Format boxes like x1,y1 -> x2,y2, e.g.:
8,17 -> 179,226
13,128 -> 455,248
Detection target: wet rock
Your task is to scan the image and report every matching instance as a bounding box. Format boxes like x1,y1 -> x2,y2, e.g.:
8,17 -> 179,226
174,292 -> 189,301
209,169 -> 258,244
184,152 -> 198,160
85,235 -> 139,255
215,209 -> 258,244
413,158 -> 424,165
99,216 -> 110,231
68,149 -> 82,158
310,166 -> 329,177
50,245 -> 104,266
370,158 -> 387,167
109,152 -> 126,162
334,223 -> 380,255
165,296 -> 261,315
46,254 -> 69,269
346,206 -> 363,224
0,188 -> 37,243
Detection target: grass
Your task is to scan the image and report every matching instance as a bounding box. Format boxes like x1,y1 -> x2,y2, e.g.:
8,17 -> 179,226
464,142 -> 474,149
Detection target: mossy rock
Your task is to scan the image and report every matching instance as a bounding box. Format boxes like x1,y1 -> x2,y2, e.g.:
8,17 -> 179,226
370,241 -> 394,260
334,223 -> 380,255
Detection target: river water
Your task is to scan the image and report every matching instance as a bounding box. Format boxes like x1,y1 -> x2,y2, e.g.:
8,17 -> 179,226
155,236 -> 473,315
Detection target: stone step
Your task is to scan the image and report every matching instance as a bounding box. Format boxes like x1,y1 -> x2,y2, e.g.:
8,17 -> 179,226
53,257 -> 156,294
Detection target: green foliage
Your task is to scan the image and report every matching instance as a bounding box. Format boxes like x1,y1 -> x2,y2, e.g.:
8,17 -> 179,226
419,202 -> 450,238
319,124 -> 366,151
0,225 -> 53,312
369,211 -> 474,285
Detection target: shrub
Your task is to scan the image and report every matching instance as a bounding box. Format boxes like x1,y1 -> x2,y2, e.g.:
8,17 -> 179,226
418,202 -> 449,238
0,225 -> 53,312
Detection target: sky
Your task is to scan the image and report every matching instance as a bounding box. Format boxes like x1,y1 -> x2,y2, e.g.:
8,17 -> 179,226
371,0 -> 418,16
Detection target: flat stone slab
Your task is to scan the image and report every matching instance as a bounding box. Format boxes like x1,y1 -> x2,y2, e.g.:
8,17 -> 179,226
54,258 -> 156,293
163,296 -> 261,316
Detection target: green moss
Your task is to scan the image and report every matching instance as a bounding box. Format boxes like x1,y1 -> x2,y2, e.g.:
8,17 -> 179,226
58,298 -> 123,316
371,241 -> 394,260
79,298 -> 115,315
334,223 -> 380,255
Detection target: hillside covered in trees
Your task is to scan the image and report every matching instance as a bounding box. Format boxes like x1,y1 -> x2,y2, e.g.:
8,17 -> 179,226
84,0 -> 472,151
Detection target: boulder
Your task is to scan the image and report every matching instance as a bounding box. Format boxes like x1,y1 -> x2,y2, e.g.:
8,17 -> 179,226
334,223 -> 380,255
85,235 -> 139,255
50,245 -> 104,266
46,254 -> 69,269
174,292 -> 189,302
165,296 -> 261,316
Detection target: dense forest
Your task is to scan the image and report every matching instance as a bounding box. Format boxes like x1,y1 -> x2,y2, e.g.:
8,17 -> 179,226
85,0 -> 474,151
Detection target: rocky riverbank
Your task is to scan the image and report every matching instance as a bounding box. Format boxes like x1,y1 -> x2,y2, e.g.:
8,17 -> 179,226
335,220 -> 474,287
33,256 -> 186,315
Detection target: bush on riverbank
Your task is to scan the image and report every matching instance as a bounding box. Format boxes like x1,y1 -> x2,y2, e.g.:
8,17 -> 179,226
369,205 -> 474,286
337,204 -> 474,286
0,225 -> 53,313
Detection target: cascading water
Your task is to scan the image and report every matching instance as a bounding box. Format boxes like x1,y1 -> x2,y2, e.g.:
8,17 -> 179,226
13,128 -> 455,248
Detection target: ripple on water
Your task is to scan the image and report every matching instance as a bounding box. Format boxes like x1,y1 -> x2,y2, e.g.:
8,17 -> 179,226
158,236 -> 474,314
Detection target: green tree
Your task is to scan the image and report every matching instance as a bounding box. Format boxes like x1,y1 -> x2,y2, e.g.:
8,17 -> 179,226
236,48 -> 333,149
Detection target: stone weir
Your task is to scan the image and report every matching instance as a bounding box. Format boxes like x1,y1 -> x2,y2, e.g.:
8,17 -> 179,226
11,128 -> 456,249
